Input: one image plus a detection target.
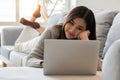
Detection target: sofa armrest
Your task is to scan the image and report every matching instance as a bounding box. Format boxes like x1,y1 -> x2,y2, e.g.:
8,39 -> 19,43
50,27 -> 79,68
102,40 -> 120,80
1,26 -> 23,46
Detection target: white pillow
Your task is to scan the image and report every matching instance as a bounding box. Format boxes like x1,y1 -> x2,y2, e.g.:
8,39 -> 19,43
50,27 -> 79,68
94,10 -> 118,58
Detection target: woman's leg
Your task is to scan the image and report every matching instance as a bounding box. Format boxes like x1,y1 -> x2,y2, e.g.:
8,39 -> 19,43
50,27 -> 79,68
32,4 -> 41,19
15,4 -> 44,53
15,26 -> 40,53
31,4 -> 45,33
20,4 -> 45,33
20,18 -> 40,29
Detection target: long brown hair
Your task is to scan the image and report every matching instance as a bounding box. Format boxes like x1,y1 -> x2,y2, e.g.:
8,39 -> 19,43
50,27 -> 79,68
62,6 -> 96,40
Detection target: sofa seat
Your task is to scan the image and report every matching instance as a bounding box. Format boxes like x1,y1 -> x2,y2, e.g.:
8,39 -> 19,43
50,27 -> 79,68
1,46 -> 14,59
0,67 -> 101,80
10,51 -> 27,66
1,45 -> 27,66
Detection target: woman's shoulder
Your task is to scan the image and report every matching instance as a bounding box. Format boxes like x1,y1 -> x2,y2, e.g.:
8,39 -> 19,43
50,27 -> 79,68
45,23 -> 63,37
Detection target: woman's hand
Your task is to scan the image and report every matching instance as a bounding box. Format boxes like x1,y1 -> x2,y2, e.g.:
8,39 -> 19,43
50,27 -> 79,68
77,30 -> 90,40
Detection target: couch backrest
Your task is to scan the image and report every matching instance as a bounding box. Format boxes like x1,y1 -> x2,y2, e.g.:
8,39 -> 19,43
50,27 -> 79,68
1,26 -> 23,46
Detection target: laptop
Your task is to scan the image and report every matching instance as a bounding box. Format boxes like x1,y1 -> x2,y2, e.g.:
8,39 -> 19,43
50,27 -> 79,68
44,39 -> 100,75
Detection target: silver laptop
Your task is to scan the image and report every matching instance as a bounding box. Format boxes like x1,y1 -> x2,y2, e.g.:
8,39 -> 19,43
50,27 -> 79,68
44,39 -> 100,75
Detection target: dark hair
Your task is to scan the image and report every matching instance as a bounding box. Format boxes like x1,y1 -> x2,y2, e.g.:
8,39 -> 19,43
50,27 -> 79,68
63,6 -> 96,40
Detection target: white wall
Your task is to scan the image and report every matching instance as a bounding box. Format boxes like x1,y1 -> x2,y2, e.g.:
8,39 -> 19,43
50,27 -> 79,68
66,0 -> 77,11
76,0 -> 120,10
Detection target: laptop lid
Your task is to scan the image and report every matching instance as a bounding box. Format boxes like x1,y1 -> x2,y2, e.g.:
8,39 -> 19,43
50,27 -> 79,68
44,39 -> 100,75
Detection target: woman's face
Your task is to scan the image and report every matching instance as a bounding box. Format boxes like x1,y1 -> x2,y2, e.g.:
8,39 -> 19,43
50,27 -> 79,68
65,18 -> 87,39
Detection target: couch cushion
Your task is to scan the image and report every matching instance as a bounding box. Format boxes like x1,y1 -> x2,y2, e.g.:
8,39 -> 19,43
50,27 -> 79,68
94,10 -> 118,58
22,56 -> 28,66
45,12 -> 67,28
1,46 -> 14,59
102,12 -> 120,58
1,45 -> 28,66
10,51 -> 27,66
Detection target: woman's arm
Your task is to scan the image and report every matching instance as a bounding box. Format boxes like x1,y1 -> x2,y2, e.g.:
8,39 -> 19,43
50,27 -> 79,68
26,29 -> 51,68
26,26 -> 61,68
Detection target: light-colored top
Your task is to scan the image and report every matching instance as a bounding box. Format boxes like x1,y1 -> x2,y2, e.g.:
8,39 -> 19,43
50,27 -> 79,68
26,25 -> 63,68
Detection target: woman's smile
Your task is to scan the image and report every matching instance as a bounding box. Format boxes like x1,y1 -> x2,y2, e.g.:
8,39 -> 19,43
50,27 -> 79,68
65,18 -> 86,39
67,30 -> 75,38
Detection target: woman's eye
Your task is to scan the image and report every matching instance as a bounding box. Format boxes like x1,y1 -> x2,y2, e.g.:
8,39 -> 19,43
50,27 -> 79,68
76,27 -> 83,30
77,27 -> 82,30
69,20 -> 74,25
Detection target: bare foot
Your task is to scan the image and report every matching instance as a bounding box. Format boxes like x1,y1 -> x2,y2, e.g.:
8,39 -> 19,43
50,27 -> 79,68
20,18 -> 40,29
33,4 -> 41,18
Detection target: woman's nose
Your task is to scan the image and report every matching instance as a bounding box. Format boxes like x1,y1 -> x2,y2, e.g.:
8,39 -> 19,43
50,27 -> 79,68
70,27 -> 76,33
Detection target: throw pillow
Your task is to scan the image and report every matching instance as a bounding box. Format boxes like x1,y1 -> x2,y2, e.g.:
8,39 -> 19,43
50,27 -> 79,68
102,12 -> 120,58
45,12 -> 67,28
94,10 -> 118,58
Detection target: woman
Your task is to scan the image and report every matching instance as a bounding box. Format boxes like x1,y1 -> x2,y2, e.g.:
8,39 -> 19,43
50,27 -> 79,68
15,5 -> 102,69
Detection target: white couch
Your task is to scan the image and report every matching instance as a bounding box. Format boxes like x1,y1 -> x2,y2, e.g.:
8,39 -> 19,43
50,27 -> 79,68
1,10 -> 120,80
